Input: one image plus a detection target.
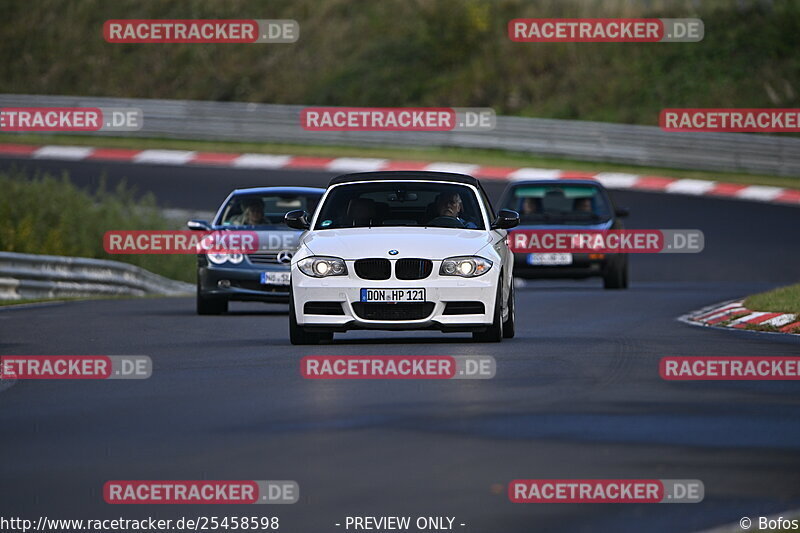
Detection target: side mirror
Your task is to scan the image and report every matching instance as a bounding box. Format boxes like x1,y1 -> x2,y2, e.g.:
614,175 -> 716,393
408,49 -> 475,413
285,210 -> 310,230
615,207 -> 630,218
492,209 -> 520,230
187,219 -> 212,231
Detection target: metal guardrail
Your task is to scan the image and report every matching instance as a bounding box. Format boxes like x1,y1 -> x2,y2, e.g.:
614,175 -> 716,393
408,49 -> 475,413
0,252 -> 192,300
1,94 -> 800,176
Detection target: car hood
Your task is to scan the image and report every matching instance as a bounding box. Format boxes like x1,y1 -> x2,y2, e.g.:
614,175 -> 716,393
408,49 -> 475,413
512,220 -> 614,231
303,227 -> 492,260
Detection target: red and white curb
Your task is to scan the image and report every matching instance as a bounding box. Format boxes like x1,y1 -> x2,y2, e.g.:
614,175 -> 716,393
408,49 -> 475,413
680,299 -> 800,335
2,142 -> 800,206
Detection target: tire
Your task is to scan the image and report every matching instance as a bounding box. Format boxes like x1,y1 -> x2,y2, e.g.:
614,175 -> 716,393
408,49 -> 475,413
289,293 -> 332,345
502,281 -> 515,339
473,282 -> 503,343
196,292 -> 228,315
603,257 -> 629,290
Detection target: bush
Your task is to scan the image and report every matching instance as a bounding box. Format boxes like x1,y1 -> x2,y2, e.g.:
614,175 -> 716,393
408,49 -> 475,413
0,170 -> 194,282
0,0 -> 798,124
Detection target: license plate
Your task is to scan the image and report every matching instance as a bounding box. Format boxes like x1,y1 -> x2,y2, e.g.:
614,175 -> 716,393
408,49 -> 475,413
527,253 -> 573,266
360,288 -> 426,303
260,271 -> 291,285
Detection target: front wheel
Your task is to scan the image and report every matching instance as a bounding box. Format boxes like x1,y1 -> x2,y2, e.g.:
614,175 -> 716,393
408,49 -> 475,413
603,257 -> 629,290
502,281 -> 515,338
289,294 -> 332,345
197,275 -> 228,315
197,292 -> 228,315
473,282 -> 503,343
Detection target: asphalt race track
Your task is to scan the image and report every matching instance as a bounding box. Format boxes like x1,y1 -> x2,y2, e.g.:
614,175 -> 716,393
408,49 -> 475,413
1,156 -> 800,533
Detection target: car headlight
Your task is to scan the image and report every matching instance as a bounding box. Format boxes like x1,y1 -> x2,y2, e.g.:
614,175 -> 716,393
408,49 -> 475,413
440,256 -> 493,277
207,252 -> 228,265
206,253 -> 244,265
297,256 -> 347,278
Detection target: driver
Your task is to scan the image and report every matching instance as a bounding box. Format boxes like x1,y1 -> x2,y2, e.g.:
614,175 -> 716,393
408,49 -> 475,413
436,192 -> 463,218
431,192 -> 477,228
521,197 -> 541,215
232,198 -> 266,225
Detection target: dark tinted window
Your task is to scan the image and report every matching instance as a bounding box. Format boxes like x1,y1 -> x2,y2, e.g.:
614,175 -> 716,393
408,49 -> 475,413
218,193 -> 321,227
315,182 -> 485,230
501,184 -> 611,224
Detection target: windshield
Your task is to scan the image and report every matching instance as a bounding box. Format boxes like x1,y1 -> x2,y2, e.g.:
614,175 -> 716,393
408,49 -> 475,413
502,184 -> 612,224
314,182 -> 485,230
217,192 -> 321,227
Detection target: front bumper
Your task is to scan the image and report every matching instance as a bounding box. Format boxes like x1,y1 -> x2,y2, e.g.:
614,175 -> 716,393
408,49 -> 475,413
292,261 -> 499,332
198,265 -> 290,303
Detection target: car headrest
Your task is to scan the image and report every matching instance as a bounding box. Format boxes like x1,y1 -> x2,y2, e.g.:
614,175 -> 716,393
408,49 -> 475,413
346,198 -> 376,222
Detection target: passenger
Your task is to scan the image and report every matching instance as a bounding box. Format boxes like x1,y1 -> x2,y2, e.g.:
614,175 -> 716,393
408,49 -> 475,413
573,197 -> 593,213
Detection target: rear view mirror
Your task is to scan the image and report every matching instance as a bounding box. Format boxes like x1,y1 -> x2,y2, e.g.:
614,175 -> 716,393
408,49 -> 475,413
615,207 -> 630,218
388,191 -> 418,202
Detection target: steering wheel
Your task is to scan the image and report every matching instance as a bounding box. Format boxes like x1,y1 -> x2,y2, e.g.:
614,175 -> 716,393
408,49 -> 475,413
428,216 -> 466,228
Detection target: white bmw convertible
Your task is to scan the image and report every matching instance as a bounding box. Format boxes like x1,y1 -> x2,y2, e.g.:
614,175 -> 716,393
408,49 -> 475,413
284,171 -> 519,345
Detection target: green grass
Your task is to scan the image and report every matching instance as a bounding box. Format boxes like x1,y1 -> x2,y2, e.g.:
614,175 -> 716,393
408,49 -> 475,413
0,294 -> 187,307
0,297 -> 82,307
0,169 -> 194,283
3,132 -> 800,190
3,0 -> 799,186
0,0 -> 798,126
744,283 -> 800,314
